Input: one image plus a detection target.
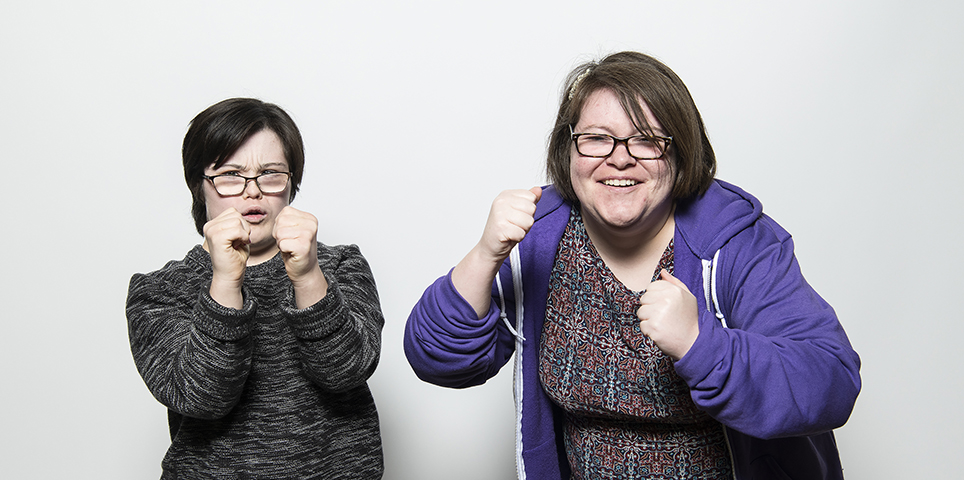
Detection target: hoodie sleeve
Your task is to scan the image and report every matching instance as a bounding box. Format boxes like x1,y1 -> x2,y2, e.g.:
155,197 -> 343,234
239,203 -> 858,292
404,267 -> 517,388
674,215 -> 861,439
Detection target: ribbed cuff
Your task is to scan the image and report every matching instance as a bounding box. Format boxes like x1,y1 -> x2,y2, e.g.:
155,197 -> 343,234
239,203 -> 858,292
194,285 -> 256,341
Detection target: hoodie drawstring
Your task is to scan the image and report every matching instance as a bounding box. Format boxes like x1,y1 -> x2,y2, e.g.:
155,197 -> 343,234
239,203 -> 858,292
702,249 -> 729,328
496,246 -> 527,480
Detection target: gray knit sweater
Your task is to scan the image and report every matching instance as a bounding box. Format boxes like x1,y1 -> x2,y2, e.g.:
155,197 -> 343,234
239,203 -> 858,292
127,243 -> 384,479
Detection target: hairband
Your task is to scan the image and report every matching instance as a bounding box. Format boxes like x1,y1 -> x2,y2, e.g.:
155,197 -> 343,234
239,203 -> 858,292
568,66 -> 593,100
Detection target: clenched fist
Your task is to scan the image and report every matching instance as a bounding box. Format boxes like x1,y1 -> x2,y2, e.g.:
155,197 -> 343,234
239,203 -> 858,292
476,187 -> 543,265
637,269 -> 700,361
273,206 -> 328,308
452,186 -> 543,318
204,208 -> 252,308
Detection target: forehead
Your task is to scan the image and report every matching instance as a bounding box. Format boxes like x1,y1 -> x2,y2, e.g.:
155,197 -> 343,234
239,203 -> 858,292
577,88 -> 663,133
208,129 -> 289,171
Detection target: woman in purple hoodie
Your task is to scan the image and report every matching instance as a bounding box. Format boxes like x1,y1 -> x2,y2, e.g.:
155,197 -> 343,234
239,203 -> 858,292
404,51 -> 860,480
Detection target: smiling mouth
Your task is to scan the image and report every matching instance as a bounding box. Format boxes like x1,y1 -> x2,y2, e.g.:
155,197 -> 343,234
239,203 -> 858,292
602,179 -> 639,187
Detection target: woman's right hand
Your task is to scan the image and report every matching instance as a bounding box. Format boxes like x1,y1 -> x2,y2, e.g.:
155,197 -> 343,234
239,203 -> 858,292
202,208 -> 251,309
476,187 -> 543,263
452,187 -> 542,318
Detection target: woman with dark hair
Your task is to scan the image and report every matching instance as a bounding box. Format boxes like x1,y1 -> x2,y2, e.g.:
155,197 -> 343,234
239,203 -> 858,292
127,98 -> 384,479
405,52 -> 860,479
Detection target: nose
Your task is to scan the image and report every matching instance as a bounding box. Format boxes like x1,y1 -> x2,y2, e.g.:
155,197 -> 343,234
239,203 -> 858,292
607,140 -> 637,169
241,177 -> 263,198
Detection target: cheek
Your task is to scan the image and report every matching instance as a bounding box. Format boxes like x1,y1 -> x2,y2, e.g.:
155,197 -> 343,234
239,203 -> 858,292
269,197 -> 290,215
653,160 -> 676,189
569,156 -> 593,184
647,164 -> 676,203
568,162 -> 583,195
202,185 -> 229,221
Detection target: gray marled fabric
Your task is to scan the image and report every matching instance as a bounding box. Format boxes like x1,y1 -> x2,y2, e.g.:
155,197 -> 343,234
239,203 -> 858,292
127,243 -> 384,479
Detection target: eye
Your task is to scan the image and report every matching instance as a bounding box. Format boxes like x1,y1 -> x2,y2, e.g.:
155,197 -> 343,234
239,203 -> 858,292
581,134 -> 611,143
628,136 -> 657,147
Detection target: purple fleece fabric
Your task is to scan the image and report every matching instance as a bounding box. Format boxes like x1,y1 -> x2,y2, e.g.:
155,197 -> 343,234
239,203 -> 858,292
405,180 -> 860,480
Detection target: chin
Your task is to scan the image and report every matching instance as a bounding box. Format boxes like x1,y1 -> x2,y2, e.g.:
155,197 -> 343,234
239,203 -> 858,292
599,205 -> 646,224
603,217 -> 644,230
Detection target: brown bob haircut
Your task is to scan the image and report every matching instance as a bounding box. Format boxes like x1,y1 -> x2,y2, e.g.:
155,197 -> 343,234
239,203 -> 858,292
182,98 -> 305,235
547,51 -> 716,204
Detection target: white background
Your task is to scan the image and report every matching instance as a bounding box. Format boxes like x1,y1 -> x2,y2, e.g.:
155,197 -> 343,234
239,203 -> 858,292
2,1 -> 961,478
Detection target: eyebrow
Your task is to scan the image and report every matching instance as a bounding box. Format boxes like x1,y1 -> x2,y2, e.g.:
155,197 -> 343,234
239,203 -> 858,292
579,126 -> 668,138
217,161 -> 289,171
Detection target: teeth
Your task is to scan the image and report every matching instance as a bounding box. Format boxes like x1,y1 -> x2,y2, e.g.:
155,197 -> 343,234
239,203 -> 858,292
603,179 -> 638,187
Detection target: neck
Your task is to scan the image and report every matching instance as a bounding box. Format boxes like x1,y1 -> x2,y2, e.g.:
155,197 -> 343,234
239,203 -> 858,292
581,204 -> 676,290
247,245 -> 280,265
201,240 -> 279,266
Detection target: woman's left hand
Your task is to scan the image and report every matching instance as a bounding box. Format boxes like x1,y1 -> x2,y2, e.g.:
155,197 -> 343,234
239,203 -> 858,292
637,269 -> 699,361
273,205 -> 328,308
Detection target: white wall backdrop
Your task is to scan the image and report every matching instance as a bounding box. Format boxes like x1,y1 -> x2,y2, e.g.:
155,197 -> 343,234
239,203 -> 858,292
2,1 -> 961,478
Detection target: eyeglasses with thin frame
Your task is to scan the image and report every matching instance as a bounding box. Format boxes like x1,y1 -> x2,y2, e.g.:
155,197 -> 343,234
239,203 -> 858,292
203,171 -> 292,196
570,125 -> 673,160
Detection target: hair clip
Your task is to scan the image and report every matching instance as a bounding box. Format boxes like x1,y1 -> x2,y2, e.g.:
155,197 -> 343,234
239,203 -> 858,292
568,67 -> 593,100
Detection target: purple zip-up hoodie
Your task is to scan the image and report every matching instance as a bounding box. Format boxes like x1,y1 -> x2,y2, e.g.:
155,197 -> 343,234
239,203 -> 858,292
405,180 -> 860,479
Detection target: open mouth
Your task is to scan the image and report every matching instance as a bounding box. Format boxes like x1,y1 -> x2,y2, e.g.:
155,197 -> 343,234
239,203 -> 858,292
241,206 -> 267,222
602,179 -> 639,187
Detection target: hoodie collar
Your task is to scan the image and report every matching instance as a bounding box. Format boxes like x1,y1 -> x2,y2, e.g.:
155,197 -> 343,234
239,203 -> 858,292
538,180 -> 761,261
674,179 -> 763,260
533,185 -> 568,221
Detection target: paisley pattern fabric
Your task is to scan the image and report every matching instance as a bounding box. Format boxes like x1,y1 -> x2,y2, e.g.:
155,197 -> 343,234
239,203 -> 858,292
539,209 -> 732,479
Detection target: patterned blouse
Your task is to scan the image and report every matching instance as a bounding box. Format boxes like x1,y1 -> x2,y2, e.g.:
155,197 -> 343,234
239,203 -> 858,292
539,209 -> 732,479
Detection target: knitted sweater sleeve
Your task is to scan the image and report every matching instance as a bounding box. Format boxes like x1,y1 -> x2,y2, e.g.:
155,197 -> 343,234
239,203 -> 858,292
126,244 -> 384,419
126,260 -> 255,420
283,243 -> 384,393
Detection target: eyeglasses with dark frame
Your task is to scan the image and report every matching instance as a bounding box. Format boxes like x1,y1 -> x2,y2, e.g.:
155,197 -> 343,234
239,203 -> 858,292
203,172 -> 292,196
570,125 -> 673,160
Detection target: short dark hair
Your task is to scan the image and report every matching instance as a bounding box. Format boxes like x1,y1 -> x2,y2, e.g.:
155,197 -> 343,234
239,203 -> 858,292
546,51 -> 716,204
182,98 -> 305,235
